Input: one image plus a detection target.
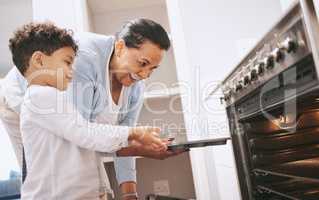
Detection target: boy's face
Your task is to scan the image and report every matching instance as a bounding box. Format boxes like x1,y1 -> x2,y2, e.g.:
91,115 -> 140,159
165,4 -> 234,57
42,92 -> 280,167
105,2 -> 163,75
39,47 -> 75,91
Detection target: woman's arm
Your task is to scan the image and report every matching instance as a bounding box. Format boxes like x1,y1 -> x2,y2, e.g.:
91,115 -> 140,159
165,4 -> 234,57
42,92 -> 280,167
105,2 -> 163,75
113,81 -> 145,187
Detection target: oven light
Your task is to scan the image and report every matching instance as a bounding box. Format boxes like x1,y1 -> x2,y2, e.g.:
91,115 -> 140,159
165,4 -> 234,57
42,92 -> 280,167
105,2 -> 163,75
271,118 -> 283,127
315,98 -> 319,101
271,114 -> 297,128
272,115 -> 287,124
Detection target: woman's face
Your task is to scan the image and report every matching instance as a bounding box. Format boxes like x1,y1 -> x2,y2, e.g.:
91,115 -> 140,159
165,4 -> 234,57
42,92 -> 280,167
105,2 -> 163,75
112,39 -> 165,87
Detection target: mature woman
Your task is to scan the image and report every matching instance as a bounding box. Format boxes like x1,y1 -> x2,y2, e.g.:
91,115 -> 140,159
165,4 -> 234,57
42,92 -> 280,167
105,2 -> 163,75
0,18 -> 184,200
72,18 -> 185,199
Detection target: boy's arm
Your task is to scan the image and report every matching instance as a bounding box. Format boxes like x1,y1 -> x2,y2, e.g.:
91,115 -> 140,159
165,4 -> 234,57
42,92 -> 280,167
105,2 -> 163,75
23,89 -> 130,153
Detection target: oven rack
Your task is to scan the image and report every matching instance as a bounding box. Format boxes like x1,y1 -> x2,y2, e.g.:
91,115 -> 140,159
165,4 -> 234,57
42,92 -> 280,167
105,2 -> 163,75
257,182 -> 319,200
253,157 -> 319,183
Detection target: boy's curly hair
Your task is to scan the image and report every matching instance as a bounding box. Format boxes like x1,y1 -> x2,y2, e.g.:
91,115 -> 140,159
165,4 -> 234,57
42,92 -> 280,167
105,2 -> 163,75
9,22 -> 78,75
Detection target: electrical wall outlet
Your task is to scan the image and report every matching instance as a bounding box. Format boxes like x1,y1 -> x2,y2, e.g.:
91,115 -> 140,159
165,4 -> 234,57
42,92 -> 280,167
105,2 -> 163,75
153,180 -> 170,195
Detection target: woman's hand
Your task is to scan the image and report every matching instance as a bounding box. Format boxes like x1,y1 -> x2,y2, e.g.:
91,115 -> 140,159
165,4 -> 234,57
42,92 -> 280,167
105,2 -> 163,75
118,137 -> 188,160
128,126 -> 167,151
132,138 -> 188,160
118,128 -> 188,159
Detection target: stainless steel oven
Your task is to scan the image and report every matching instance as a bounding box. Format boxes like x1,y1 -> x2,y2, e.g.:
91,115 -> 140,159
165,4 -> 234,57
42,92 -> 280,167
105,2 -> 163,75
221,1 -> 319,199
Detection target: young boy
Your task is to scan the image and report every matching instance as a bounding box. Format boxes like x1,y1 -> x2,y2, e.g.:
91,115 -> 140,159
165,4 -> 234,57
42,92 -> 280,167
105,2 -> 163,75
9,22 -> 166,199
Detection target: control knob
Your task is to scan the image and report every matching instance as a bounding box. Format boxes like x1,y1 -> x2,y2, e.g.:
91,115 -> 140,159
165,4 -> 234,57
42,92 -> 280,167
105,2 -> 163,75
264,55 -> 275,70
280,37 -> 298,53
243,75 -> 250,86
224,90 -> 232,101
271,48 -> 284,62
235,82 -> 243,92
256,62 -> 265,75
250,68 -> 258,81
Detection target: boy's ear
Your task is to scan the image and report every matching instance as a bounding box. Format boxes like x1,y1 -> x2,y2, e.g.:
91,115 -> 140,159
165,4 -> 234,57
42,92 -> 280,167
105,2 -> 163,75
115,39 -> 125,57
30,51 -> 45,69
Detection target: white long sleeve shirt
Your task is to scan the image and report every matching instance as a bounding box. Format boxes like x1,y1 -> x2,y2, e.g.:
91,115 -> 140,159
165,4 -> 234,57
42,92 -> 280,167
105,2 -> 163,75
1,33 -> 146,190
20,85 -> 130,200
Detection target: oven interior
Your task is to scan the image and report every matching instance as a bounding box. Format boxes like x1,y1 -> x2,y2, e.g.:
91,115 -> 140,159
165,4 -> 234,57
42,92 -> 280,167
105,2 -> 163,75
228,54 -> 319,200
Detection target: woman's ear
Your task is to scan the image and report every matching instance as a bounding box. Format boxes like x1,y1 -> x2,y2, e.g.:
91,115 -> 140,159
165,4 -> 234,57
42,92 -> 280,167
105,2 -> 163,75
115,39 -> 125,57
30,51 -> 44,69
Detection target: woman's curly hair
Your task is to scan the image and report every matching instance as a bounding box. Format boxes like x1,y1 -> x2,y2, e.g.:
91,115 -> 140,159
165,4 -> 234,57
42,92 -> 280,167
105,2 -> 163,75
9,22 -> 78,75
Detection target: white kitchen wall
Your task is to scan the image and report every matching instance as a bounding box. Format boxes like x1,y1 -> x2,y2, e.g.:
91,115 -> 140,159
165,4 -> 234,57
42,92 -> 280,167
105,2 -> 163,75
166,0 -> 284,199
280,0 -> 296,11
315,0 -> 319,18
92,4 -> 170,35
32,0 -> 91,32
0,0 -> 33,77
